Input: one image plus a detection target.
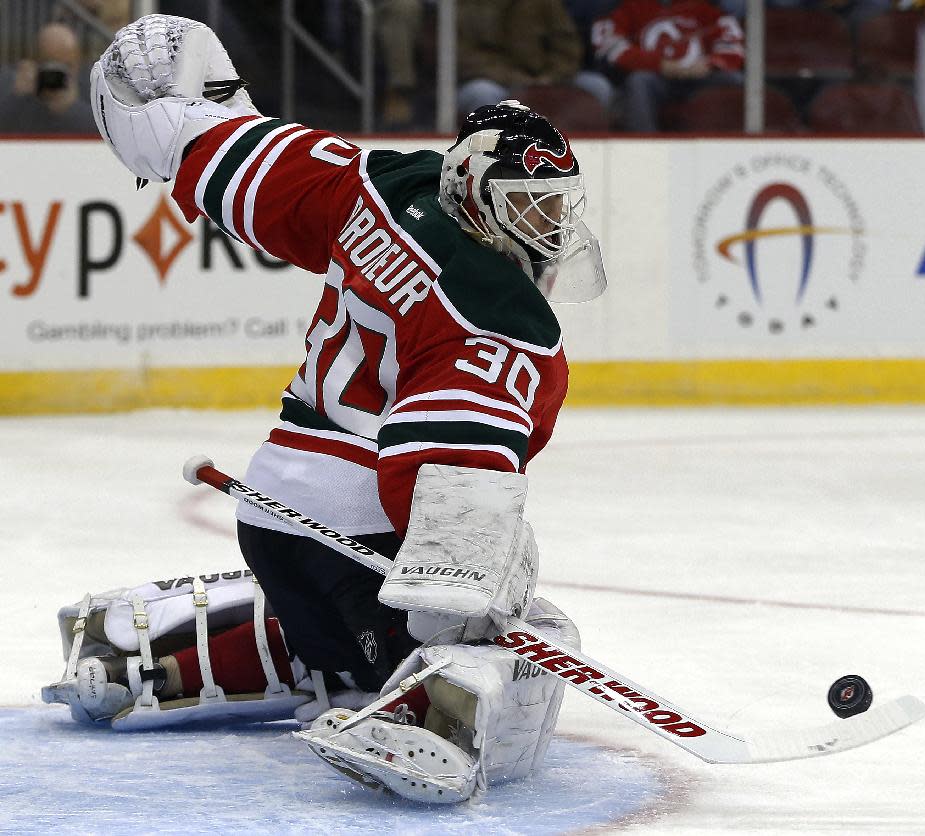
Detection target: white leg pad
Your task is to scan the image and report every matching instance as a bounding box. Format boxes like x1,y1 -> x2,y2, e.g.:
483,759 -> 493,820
295,598 -> 580,803
111,692 -> 309,731
43,572 -> 313,729
384,597 -> 580,784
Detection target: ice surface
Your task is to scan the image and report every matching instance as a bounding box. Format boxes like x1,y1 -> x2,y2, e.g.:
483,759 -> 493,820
2,406 -> 924,833
0,709 -> 662,834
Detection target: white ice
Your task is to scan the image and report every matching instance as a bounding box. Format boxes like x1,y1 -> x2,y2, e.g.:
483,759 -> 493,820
2,406 -> 924,833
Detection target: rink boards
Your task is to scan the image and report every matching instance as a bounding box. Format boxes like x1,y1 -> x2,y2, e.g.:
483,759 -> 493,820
1,136 -> 925,413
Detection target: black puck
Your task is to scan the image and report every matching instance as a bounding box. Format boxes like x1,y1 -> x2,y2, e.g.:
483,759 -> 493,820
827,674 -> 873,718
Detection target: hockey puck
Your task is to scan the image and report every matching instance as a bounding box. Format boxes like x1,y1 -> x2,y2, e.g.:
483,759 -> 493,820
827,674 -> 873,718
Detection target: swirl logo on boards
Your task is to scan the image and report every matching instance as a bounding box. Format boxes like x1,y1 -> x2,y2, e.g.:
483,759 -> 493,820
690,155 -> 865,334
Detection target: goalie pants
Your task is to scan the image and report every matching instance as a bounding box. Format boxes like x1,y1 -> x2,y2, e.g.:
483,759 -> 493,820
236,521 -> 419,693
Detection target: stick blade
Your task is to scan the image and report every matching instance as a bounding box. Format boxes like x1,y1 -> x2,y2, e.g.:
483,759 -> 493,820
742,694 -> 925,764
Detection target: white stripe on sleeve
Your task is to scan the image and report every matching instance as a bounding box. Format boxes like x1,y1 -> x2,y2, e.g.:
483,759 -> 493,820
194,117 -> 275,217
242,128 -> 314,254
378,441 -> 519,471
221,123 -> 301,244
390,388 -> 534,431
381,409 -> 530,436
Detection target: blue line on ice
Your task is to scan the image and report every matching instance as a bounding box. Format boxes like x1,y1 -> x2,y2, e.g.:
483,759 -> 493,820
0,707 -> 664,835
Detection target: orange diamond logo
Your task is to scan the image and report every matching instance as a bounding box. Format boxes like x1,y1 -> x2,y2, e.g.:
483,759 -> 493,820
132,194 -> 193,284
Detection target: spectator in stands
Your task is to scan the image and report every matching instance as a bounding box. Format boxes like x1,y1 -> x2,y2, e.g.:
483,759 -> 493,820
0,23 -> 96,135
54,0 -> 132,62
592,0 -> 744,131
562,0 -> 620,68
377,0 -> 424,129
457,0 -> 614,118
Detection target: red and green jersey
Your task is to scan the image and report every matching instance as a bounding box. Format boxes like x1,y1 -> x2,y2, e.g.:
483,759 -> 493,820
172,116 -> 568,536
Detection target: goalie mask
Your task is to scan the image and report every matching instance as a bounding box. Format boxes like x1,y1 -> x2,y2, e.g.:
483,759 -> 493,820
439,100 -> 606,303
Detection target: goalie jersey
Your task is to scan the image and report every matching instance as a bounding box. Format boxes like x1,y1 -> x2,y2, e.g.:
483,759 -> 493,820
172,116 -> 568,537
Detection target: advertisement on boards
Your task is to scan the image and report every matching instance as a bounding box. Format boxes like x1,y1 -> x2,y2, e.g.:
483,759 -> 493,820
670,141 -> 925,357
4,138 -> 925,377
0,140 -> 322,372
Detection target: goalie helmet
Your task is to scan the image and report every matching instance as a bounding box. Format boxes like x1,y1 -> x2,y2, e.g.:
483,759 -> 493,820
439,100 -> 606,302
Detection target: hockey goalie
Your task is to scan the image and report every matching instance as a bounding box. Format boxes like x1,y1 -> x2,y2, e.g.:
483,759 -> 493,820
43,14 -> 606,804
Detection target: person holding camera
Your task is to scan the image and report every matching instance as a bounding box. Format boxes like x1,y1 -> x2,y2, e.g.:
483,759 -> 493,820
0,23 -> 97,135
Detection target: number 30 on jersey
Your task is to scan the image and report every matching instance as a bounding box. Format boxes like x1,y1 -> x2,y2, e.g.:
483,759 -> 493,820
455,337 -> 540,411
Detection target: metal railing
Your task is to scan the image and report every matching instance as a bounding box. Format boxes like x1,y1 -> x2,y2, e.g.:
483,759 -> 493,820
435,0 -> 457,134
280,0 -> 457,135
281,0 -> 375,134
744,0 -> 765,134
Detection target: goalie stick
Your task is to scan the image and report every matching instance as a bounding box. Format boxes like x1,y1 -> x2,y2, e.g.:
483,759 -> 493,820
183,454 -> 925,764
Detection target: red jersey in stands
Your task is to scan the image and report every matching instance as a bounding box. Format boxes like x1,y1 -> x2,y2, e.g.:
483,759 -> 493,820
592,0 -> 744,73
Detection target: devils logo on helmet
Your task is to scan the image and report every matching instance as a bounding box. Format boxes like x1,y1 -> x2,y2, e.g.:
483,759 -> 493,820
522,140 -> 575,176
439,101 -> 585,272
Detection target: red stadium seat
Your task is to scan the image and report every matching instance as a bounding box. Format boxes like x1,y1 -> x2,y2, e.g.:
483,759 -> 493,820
675,85 -> 803,133
856,11 -> 919,80
513,84 -> 612,132
764,8 -> 852,80
807,82 -> 921,134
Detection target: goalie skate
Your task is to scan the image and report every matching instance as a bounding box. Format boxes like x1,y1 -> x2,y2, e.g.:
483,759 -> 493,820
296,709 -> 478,804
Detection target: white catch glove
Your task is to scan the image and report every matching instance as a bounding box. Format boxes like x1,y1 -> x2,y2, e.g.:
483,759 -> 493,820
90,14 -> 260,182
